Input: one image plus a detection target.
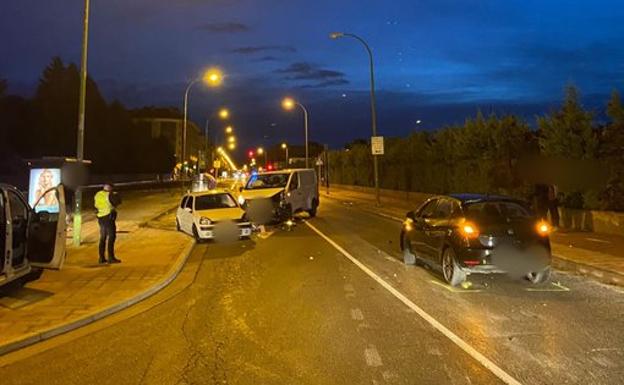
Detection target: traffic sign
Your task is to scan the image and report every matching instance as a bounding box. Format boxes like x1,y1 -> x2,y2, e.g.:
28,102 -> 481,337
213,160 -> 221,168
371,136 -> 384,155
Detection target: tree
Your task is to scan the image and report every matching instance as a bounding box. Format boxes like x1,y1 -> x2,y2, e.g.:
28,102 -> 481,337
599,90 -> 624,210
538,85 -> 597,159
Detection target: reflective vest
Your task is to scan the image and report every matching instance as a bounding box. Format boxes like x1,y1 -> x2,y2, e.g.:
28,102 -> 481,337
94,190 -> 113,218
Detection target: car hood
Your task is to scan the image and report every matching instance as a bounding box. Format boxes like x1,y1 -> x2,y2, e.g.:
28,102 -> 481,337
241,188 -> 284,200
194,207 -> 245,221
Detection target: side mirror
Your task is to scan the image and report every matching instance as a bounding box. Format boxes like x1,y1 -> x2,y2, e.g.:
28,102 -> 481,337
184,207 -> 192,213
406,211 -> 416,220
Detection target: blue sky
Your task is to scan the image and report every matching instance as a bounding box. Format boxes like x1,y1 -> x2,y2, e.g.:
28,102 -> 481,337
2,0 -> 624,150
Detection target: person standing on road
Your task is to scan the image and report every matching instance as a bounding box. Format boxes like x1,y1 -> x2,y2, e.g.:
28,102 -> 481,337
94,183 -> 122,264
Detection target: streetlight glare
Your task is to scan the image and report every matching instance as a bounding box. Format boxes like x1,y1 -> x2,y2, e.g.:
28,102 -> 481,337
202,67 -> 223,87
257,147 -> 264,155
225,126 -> 233,134
219,108 -> 229,119
329,32 -> 345,39
282,97 -> 296,110
228,143 -> 236,150
228,136 -> 236,143
281,143 -> 287,149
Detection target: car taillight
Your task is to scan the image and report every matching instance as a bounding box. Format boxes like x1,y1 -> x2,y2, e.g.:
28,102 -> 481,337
536,220 -> 551,236
460,222 -> 479,239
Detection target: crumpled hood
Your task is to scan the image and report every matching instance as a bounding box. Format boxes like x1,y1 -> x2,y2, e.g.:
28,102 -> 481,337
240,188 -> 284,200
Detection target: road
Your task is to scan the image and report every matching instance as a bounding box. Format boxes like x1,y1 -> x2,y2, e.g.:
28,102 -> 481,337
1,196 -> 623,384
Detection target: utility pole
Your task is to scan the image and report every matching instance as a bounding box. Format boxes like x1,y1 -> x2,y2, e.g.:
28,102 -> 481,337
73,0 -> 90,246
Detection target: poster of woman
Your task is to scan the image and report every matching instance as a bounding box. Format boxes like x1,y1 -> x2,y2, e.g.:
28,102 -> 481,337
28,168 -> 61,213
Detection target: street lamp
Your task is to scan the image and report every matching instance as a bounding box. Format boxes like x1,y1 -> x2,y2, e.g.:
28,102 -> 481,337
257,147 -> 267,165
228,142 -> 236,150
183,67 -> 223,165
225,125 -> 233,134
281,97 -> 310,168
281,142 -> 289,166
227,136 -> 236,143
330,32 -> 380,205
204,107 -> 229,172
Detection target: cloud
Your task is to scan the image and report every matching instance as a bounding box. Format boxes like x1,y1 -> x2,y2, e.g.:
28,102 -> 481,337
276,62 -> 349,88
230,45 -> 297,54
195,22 -> 249,33
255,56 -> 280,62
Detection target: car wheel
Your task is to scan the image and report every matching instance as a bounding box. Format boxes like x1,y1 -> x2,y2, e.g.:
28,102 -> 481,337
192,225 -> 201,243
307,199 -> 319,218
401,232 -> 416,265
441,247 -> 466,287
527,267 -> 551,284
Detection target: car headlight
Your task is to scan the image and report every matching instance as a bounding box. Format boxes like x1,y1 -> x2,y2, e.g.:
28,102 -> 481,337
199,217 -> 212,225
238,195 -> 245,206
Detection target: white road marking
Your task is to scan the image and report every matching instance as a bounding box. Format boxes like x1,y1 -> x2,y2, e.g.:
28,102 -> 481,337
525,282 -> 570,292
585,237 -> 611,244
306,221 -> 524,385
351,308 -> 364,321
364,345 -> 383,367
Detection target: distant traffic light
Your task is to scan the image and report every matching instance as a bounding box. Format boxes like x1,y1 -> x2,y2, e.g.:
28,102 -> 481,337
248,150 -> 254,158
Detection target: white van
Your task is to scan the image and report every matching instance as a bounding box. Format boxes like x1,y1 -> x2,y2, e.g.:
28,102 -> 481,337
239,169 -> 319,223
0,184 -> 67,288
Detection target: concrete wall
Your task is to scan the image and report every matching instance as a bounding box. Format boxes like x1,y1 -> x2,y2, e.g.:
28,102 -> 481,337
333,184 -> 624,237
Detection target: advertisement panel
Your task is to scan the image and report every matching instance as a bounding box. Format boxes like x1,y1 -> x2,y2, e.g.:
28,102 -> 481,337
28,168 -> 61,213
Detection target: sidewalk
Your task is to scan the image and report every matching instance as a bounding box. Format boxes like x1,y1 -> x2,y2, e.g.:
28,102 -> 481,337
323,186 -> 624,287
0,189 -> 193,355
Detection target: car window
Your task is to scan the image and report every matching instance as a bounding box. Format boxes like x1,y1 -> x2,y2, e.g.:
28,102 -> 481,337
464,201 -> 531,223
418,199 -> 438,218
289,173 -> 299,190
432,199 -> 452,219
194,193 -> 237,210
450,200 -> 462,218
185,196 -> 194,210
246,173 -> 290,189
180,196 -> 188,209
8,191 -> 28,220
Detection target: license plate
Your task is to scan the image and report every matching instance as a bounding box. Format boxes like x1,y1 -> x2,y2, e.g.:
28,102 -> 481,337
241,228 -> 251,236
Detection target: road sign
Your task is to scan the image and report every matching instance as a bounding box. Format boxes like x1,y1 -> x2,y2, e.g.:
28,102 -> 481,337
213,160 -> 221,168
371,136 -> 384,155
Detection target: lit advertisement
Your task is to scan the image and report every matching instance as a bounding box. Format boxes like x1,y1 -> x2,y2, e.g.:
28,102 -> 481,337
28,168 -> 61,213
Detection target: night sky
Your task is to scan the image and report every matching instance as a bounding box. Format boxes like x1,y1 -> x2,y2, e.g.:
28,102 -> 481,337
2,0 -> 624,155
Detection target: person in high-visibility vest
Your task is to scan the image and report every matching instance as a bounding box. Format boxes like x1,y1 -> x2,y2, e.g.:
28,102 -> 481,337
94,183 -> 122,264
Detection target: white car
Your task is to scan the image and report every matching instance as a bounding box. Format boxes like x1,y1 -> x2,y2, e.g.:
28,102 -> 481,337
175,190 -> 252,241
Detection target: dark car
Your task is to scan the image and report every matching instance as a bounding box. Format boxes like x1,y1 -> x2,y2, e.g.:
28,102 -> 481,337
400,194 -> 552,286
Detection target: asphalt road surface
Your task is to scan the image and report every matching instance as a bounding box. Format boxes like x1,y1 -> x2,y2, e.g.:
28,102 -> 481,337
1,197 -> 623,384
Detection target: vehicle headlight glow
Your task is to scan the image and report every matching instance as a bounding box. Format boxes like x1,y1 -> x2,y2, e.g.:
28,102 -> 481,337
199,217 -> 212,225
536,220 -> 551,236
238,195 -> 245,205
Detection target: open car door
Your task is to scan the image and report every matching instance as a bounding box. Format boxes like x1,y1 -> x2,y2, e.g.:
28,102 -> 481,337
27,185 -> 67,270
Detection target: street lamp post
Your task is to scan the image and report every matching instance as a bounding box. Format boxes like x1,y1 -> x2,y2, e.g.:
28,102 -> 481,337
281,143 -> 289,166
182,68 -> 222,170
72,0 -> 90,246
257,147 -> 267,166
204,108 -> 229,171
330,32 -> 380,205
282,98 -> 310,168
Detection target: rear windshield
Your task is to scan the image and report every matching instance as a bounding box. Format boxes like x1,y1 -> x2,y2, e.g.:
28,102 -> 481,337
194,193 -> 237,210
464,201 -> 531,222
245,173 -> 290,189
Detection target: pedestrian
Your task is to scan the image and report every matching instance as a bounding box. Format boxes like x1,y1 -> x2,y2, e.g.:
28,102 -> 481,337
94,183 -> 122,264
547,184 -> 560,228
532,184 -> 549,219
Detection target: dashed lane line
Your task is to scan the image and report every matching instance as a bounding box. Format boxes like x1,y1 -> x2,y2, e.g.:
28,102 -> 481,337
585,237 -> 611,244
306,221 -> 524,385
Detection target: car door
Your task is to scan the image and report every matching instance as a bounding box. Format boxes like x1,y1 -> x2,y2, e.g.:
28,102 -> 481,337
7,189 -> 30,268
408,198 -> 438,261
182,196 -> 195,232
26,185 -> 67,269
287,172 -> 304,211
177,196 -> 188,232
423,198 -> 453,264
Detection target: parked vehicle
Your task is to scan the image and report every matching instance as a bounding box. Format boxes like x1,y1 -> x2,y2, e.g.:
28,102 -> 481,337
176,190 -> 251,241
400,194 -> 552,286
238,169 -> 319,223
0,184 -> 67,288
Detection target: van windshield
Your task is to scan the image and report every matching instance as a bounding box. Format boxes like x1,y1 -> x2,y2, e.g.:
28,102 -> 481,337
245,173 -> 290,189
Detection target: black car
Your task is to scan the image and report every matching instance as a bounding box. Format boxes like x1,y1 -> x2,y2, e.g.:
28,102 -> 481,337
400,194 -> 552,286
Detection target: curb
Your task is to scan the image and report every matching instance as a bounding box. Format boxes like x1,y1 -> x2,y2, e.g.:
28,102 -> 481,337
138,204 -> 179,228
323,191 -> 624,288
0,235 -> 195,356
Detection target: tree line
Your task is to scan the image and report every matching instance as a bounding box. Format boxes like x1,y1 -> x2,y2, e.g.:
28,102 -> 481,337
0,57 -> 176,178
328,86 -> 624,211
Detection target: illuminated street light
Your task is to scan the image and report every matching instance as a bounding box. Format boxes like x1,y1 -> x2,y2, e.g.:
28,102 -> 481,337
228,136 -> 236,143
219,108 -> 229,119
183,67 -> 224,164
257,147 -> 264,155
204,107 -> 230,174
281,143 -> 289,166
281,97 -> 309,168
330,31 -> 380,205
228,142 -> 236,150
225,126 -> 233,134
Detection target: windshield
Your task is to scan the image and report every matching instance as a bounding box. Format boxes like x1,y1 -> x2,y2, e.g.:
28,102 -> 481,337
245,173 -> 290,189
464,201 -> 532,223
194,193 -> 237,210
